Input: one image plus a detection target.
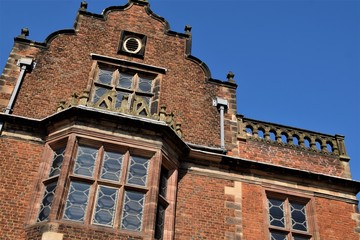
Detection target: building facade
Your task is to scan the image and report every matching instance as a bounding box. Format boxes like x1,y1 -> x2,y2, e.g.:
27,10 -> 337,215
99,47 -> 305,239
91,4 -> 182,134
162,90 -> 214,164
0,1 -> 359,239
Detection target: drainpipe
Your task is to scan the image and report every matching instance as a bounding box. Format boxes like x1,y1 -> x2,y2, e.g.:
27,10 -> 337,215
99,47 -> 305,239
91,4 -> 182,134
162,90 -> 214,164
213,97 -> 228,149
0,57 -> 35,133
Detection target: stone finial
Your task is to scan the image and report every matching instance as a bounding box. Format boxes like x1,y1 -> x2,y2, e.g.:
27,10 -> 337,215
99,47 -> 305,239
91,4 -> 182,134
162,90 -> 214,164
80,1 -> 88,10
19,28 -> 29,39
227,71 -> 235,83
78,91 -> 89,105
159,105 -> 167,121
176,122 -> 182,138
184,25 -> 192,33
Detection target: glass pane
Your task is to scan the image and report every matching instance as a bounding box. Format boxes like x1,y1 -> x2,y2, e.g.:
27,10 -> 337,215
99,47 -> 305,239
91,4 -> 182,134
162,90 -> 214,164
138,76 -> 152,93
118,73 -> 134,89
98,69 -> 113,85
100,151 -> 123,182
37,181 -> 57,222
73,145 -> 98,177
115,91 -> 130,108
93,186 -> 118,227
268,198 -> 285,228
270,231 -> 288,240
49,147 -> 65,177
290,202 -> 308,231
121,191 -> 145,231
136,95 -> 150,105
127,155 -> 149,186
293,236 -> 311,240
63,182 -> 90,222
155,203 -> 166,240
159,168 -> 168,197
93,86 -> 108,104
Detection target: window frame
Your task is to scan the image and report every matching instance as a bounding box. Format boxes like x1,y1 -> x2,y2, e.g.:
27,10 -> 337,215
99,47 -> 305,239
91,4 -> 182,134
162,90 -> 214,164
31,131 -> 178,239
90,62 -> 161,117
265,191 -> 315,240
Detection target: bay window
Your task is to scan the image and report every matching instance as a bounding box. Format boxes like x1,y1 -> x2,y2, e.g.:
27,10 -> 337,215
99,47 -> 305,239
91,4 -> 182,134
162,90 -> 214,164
35,134 -> 176,238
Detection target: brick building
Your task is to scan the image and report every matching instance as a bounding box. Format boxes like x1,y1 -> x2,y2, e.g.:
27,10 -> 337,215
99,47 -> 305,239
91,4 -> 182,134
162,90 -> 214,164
0,0 -> 359,239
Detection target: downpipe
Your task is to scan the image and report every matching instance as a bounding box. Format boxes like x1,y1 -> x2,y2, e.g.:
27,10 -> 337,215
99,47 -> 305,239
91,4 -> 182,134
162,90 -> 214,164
0,57 -> 35,133
213,97 -> 228,149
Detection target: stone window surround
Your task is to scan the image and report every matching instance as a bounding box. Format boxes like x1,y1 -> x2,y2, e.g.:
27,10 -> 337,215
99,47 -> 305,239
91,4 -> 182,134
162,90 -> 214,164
91,63 -> 158,115
265,190 -> 315,240
29,130 -> 178,239
87,54 -> 166,117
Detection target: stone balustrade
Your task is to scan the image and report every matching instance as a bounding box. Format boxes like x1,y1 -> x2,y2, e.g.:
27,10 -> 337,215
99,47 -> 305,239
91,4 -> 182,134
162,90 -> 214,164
238,115 -> 349,160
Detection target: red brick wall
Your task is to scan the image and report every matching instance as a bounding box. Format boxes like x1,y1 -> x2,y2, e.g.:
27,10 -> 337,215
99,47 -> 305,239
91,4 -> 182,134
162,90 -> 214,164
241,182 -> 359,240
0,43 -> 40,112
174,171 -> 236,239
0,4 -> 235,147
238,139 -> 344,177
0,137 -> 44,239
241,183 -> 267,240
315,197 -> 358,240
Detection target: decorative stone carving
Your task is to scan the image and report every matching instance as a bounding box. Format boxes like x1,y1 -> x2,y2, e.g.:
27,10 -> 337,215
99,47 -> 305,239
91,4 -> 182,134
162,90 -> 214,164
57,92 -> 182,137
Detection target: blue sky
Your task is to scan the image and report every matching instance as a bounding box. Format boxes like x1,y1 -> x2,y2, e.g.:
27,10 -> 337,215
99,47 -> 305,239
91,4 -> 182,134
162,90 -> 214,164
1,0 -> 359,191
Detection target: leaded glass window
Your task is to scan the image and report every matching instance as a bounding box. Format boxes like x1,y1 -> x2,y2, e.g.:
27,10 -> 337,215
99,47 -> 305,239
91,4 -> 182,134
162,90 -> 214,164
127,155 -> 149,186
269,199 -> 285,228
121,191 -> 145,231
38,138 -> 172,236
55,142 -> 153,232
49,147 -> 65,177
293,236 -> 311,240
73,145 -> 98,177
267,196 -> 312,240
91,64 -> 158,116
63,181 -> 91,222
159,168 -> 168,197
155,203 -> 166,240
92,186 -> 118,227
290,202 -> 307,231
155,167 -> 170,239
37,147 -> 66,222
37,181 -> 57,222
270,231 -> 288,240
100,151 -> 123,182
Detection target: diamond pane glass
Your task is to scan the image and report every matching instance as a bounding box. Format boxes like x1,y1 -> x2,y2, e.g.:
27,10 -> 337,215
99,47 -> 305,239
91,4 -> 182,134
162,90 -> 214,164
98,69 -> 113,85
293,236 -> 310,240
93,186 -> 118,227
268,198 -> 285,228
100,151 -> 123,182
127,155 -> 149,186
155,203 -> 166,240
118,73 -> 134,89
73,145 -> 97,177
121,191 -> 145,231
49,147 -> 65,177
138,76 -> 152,93
37,181 -> 57,222
290,202 -> 307,231
93,86 -> 108,104
63,181 -> 90,222
270,231 -> 288,240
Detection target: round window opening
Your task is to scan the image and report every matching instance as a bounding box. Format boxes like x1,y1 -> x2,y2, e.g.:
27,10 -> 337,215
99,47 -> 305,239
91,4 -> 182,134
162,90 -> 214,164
123,37 -> 142,54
